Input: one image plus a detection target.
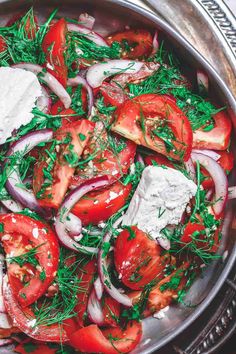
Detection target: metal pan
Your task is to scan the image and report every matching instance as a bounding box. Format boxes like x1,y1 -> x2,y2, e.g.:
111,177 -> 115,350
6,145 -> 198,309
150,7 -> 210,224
0,0 -> 235,353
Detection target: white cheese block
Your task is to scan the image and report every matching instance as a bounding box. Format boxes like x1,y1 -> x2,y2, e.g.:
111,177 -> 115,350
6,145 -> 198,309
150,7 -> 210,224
0,67 -> 42,144
122,166 -> 197,244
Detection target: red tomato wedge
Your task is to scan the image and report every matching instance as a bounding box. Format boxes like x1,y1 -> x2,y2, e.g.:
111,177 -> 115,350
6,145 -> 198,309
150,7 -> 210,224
72,181 -> 131,225
0,36 -> 6,52
102,296 -> 120,327
69,321 -> 142,353
42,18 -> 68,87
114,226 -> 164,290
100,82 -> 127,107
74,259 -> 96,327
15,342 -> 57,354
112,94 -> 193,162
193,111 -> 232,150
181,222 -> 205,243
107,29 -> 153,59
0,214 -> 59,307
33,120 -> 95,209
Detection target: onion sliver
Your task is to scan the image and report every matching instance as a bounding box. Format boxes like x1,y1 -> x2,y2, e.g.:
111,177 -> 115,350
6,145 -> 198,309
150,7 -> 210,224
184,157 -> 196,182
197,69 -> 209,92
68,76 -> 94,116
78,13 -> 95,30
64,213 -> 82,237
13,63 -> 71,109
0,196 -> 23,213
0,339 -> 13,347
87,288 -> 104,325
98,231 -> 132,307
94,276 -> 103,300
152,31 -> 159,54
0,255 -> 6,313
228,186 -> 236,200
192,149 -> 220,161
191,152 -> 228,215
5,129 -> 53,214
86,60 -> 143,88
55,176 -> 109,254
0,345 -> 16,354
67,23 -> 108,47
37,86 -> 51,113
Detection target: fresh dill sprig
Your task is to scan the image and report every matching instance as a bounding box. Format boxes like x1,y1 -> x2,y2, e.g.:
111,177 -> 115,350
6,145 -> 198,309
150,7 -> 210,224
7,243 -> 45,268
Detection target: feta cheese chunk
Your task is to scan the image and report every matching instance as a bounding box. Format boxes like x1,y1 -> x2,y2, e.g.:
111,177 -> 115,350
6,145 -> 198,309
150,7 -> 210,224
122,166 -> 197,246
0,67 -> 42,144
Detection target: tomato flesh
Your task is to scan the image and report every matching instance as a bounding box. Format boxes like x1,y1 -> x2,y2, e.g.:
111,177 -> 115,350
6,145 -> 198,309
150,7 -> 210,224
100,82 -> 127,107
42,18 -> 68,87
144,153 -> 175,168
102,296 -> 120,327
114,226 -> 164,290
112,94 -> 193,162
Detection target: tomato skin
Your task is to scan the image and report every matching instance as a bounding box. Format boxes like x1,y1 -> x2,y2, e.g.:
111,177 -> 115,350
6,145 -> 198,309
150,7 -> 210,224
0,214 -> 59,307
69,321 -> 142,354
114,226 -> 164,290
181,222 -> 205,243
0,36 -> 6,52
107,29 -> 153,59
102,296 -> 120,327
112,94 -> 193,162
33,120 -> 95,209
72,182 -> 131,225
144,153 -> 175,168
100,82 -> 127,107
193,111 -> 232,150
42,18 -> 68,87
74,259 -> 96,327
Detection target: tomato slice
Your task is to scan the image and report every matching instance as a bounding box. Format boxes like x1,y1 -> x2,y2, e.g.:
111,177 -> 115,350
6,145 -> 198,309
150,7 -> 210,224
42,18 -> 68,87
74,259 -> 96,327
144,153 -> 175,168
69,321 -> 142,354
107,29 -> 153,59
112,94 -> 193,162
3,276 -> 68,342
72,181 -> 131,225
102,296 -> 120,327
33,120 -> 95,209
114,226 -> 164,290
0,214 -> 59,307
181,222 -> 205,243
193,111 -> 232,150
0,36 -> 6,52
100,82 -> 127,107
15,342 -> 57,354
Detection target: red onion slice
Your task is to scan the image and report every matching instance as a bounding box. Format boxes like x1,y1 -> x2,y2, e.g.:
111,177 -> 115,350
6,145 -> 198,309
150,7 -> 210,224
68,76 -> 93,116
64,213 -> 82,237
13,63 -> 71,109
197,69 -> 209,92
86,60 -> 143,88
184,158 -> 196,182
152,31 -> 159,55
192,149 -> 220,161
191,152 -> 228,215
0,339 -> 13,347
37,86 -> 52,113
87,288 -> 104,325
94,276 -> 104,300
5,129 -> 53,214
98,231 -> 132,307
0,255 -> 6,313
67,23 -> 108,47
135,153 -> 145,166
228,186 -> 236,199
0,345 -> 16,354
78,13 -> 95,30
55,176 -> 109,254
0,197 -> 23,213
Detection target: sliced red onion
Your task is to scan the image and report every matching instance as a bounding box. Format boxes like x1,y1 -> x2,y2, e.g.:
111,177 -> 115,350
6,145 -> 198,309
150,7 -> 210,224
191,152 -> 228,215
55,176 -> 109,254
87,288 -> 104,325
13,63 -> 71,109
0,313 -> 12,329
228,186 -> 236,200
0,255 -> 6,313
94,276 -> 104,300
0,345 -> 16,354
37,86 -> 51,113
68,76 -> 93,116
156,235 -> 170,250
197,69 -> 209,92
0,339 -> 13,347
192,149 -> 220,161
5,129 -> 53,214
86,60 -> 143,88
98,231 -> 132,307
184,158 -> 196,182
135,153 -> 145,166
64,213 -> 82,237
0,197 -> 23,213
206,188 -> 214,201
78,13 -> 95,30
68,23 -> 108,47
152,31 -> 159,55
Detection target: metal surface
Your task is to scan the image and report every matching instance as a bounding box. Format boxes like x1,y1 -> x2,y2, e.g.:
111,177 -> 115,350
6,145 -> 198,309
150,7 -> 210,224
0,0 -> 235,353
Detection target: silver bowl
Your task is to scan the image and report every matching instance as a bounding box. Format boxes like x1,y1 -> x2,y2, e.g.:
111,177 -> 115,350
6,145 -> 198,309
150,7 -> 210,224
0,0 -> 235,353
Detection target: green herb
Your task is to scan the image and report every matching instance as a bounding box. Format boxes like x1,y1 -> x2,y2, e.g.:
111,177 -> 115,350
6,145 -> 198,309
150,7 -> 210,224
0,223 -> 4,233
7,243 -> 44,268
122,225 -> 136,240
40,270 -> 46,282
79,133 -> 86,141
158,207 -> 166,218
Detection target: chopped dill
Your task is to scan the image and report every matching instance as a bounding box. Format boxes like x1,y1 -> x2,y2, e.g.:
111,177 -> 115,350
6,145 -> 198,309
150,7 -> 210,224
7,243 -> 45,268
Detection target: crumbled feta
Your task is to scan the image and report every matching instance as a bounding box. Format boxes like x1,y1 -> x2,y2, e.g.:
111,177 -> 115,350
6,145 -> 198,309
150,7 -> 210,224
0,67 -> 42,144
122,166 -> 197,243
32,227 -> 39,239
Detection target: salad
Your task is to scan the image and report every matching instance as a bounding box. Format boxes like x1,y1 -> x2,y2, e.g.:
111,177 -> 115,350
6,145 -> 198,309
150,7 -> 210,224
0,8 -> 234,354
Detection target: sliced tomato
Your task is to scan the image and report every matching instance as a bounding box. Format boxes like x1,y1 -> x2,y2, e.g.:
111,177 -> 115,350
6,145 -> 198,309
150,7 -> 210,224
193,111 -> 232,150
3,276 -> 68,342
107,29 -> 153,59
114,226 -> 164,290
74,259 -> 96,327
15,342 -> 57,354
0,214 -> 59,307
200,149 -> 234,189
33,120 -> 95,209
42,18 -> 68,87
100,82 -> 127,107
144,153 -> 175,168
71,129 -> 136,187
148,262 -> 189,313
51,107 -> 80,128
102,296 -> 120,327
72,181 -> 131,225
69,321 -> 142,353
112,94 -> 193,162
0,36 -> 6,52
181,222 -> 205,243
